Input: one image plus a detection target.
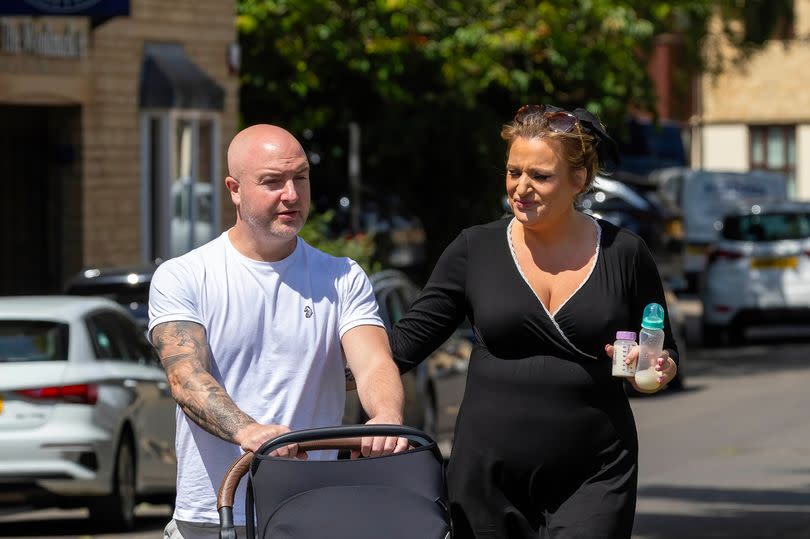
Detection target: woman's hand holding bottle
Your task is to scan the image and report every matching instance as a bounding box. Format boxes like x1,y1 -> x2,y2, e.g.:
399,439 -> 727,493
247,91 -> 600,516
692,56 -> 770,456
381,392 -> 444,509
604,343 -> 678,394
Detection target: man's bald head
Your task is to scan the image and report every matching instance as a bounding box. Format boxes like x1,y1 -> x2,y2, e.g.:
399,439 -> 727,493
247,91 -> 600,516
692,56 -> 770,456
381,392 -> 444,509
227,124 -> 307,181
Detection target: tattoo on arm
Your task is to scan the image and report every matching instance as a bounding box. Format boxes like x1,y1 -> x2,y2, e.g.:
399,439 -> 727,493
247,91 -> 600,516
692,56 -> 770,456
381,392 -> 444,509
151,321 -> 255,442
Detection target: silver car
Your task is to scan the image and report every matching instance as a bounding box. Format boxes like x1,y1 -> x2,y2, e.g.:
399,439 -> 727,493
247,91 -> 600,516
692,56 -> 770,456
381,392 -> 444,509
701,202 -> 810,346
0,296 -> 176,530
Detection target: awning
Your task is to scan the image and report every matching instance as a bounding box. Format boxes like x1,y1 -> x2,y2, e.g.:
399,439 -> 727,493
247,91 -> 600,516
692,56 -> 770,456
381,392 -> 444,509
0,0 -> 129,16
139,42 -> 224,111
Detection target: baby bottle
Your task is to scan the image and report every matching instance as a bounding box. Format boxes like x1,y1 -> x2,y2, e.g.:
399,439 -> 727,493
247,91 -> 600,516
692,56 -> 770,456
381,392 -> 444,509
611,331 -> 637,378
634,303 -> 665,391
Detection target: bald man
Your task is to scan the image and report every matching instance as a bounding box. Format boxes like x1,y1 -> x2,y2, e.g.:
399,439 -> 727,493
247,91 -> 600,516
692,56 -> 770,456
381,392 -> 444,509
148,125 -> 407,538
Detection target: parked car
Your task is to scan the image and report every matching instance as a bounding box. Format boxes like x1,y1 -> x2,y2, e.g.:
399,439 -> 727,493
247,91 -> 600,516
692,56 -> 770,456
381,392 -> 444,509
0,296 -> 176,530
701,202 -> 810,346
651,168 -> 788,290
343,269 -> 471,438
578,175 -> 683,259
65,265 -> 157,328
662,283 -> 687,391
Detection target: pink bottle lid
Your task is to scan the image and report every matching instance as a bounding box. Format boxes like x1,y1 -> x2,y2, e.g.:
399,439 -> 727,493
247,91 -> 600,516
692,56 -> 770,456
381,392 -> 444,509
615,331 -> 637,341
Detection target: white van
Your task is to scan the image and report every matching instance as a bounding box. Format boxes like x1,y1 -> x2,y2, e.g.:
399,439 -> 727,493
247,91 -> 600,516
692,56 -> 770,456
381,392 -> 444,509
653,168 -> 788,288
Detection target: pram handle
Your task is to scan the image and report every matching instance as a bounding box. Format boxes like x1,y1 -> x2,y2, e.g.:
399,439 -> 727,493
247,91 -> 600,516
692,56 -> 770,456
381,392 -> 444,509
254,424 -> 435,457
217,425 -> 437,537
217,437 -> 365,511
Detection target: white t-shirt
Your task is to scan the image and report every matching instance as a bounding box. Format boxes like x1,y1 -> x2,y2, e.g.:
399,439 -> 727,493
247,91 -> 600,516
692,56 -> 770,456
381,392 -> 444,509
148,231 -> 384,524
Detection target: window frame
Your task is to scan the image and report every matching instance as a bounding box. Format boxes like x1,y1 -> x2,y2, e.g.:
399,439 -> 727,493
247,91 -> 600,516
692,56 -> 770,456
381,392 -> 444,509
0,320 -> 69,363
140,109 -> 222,262
749,125 -> 796,196
84,310 -> 140,362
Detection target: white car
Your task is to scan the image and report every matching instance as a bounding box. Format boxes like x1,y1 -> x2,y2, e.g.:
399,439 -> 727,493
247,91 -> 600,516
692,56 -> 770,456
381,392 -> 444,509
652,168 -> 788,291
0,296 -> 176,530
701,202 -> 810,346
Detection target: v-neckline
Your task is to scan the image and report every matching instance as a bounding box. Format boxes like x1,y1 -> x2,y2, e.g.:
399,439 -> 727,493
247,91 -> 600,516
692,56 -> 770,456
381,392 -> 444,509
506,216 -> 602,320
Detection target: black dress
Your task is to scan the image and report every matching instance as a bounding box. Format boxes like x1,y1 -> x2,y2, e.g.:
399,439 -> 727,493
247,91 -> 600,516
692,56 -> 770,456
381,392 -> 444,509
391,217 -> 678,539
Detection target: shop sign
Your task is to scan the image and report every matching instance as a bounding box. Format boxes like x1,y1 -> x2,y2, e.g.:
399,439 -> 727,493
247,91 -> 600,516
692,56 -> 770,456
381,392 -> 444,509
0,1 -> 129,17
0,18 -> 86,58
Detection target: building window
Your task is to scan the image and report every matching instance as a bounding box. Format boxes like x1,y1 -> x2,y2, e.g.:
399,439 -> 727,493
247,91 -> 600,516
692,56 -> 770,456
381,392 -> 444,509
750,125 -> 795,198
141,111 -> 221,261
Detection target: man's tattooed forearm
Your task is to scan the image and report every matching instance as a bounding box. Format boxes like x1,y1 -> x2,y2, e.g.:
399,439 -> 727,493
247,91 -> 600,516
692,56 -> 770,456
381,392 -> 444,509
152,321 -> 210,371
176,377 -> 255,441
152,321 -> 253,442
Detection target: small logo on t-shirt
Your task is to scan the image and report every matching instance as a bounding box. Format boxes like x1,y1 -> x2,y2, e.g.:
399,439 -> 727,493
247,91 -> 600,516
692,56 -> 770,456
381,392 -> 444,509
304,306 -> 313,318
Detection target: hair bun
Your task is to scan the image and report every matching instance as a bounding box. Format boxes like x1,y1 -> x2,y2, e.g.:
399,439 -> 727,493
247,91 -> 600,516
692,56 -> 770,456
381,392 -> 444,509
571,108 -> 620,172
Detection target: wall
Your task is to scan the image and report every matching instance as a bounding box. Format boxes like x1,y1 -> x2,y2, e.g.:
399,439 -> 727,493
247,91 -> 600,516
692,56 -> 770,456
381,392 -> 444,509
797,126 -> 810,199
698,124 -> 749,171
84,0 -> 238,267
696,0 -> 810,197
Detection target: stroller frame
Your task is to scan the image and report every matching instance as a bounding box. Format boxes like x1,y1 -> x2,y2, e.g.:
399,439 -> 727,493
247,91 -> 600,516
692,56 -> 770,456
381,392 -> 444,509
217,424 -> 450,539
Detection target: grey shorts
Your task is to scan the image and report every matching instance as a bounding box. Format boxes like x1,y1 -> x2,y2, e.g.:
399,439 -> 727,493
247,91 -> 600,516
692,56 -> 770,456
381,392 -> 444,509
164,518 -> 247,539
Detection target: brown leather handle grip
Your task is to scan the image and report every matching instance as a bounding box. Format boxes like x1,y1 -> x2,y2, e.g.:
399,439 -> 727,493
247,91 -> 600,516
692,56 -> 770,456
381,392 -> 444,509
217,451 -> 253,510
298,436 -> 363,452
216,437 -> 372,510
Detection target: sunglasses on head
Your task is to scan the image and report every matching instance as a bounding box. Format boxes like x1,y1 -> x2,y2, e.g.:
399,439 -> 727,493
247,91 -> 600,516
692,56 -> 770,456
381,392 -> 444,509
514,104 -> 581,133
514,104 -> 586,154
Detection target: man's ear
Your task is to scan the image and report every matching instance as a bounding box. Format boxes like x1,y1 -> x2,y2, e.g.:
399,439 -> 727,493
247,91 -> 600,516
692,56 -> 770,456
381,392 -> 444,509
225,176 -> 240,205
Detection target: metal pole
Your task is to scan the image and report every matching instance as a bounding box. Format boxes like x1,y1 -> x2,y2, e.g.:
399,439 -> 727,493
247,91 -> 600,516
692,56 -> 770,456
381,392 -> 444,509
348,122 -> 362,233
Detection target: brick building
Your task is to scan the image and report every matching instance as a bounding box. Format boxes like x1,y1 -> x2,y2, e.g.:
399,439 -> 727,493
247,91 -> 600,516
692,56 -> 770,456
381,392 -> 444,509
0,0 -> 238,295
692,0 -> 810,199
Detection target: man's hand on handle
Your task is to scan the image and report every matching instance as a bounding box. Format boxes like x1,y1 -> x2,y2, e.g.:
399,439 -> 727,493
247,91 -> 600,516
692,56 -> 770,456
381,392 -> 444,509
352,413 -> 410,459
234,422 -> 308,459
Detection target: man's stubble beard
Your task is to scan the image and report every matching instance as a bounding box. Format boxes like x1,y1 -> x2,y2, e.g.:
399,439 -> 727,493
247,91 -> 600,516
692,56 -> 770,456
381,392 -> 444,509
240,199 -> 305,241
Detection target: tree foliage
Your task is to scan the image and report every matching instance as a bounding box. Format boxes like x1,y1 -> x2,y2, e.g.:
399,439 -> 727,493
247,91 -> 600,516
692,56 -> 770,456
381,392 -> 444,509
299,210 -> 380,274
237,0 -> 793,279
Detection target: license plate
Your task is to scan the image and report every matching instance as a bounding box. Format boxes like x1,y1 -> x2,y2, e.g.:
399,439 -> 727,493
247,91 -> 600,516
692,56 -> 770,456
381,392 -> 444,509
751,256 -> 798,269
686,245 -> 707,255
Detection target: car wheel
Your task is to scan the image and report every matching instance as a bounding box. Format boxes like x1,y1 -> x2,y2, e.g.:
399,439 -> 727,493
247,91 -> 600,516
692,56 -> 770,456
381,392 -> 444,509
727,323 -> 746,346
90,435 -> 136,531
421,384 -> 438,439
701,321 -> 724,348
402,371 -> 425,430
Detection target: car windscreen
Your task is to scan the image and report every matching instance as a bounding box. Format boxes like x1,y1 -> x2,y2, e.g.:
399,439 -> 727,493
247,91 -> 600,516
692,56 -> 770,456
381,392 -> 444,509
722,213 -> 810,241
0,321 -> 69,363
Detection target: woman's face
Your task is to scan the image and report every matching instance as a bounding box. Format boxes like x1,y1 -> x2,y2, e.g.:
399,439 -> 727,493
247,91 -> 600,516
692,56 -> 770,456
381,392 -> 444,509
505,137 -> 586,228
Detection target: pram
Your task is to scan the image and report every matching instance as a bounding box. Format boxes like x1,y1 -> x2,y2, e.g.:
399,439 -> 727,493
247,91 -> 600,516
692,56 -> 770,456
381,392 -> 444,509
217,424 -> 451,538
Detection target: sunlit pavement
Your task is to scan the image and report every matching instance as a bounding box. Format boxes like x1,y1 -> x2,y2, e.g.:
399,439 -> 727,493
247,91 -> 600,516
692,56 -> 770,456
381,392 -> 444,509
0,504 -> 170,538
630,296 -> 810,539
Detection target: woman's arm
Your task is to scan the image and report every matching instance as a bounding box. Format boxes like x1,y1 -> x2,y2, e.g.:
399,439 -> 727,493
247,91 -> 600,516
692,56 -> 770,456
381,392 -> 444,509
391,231 -> 470,373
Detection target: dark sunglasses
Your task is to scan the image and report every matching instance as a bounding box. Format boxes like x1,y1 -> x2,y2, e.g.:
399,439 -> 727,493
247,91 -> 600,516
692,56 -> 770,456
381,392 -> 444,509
514,104 -> 586,153
514,104 -> 581,133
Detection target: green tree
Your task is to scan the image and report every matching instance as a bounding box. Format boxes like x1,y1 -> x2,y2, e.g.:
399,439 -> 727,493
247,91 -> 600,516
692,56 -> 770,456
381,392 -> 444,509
299,210 -> 380,274
237,0 -> 793,279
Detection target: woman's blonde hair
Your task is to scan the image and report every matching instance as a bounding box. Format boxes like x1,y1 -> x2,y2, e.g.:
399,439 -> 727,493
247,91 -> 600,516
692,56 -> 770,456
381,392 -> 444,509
500,111 -> 604,195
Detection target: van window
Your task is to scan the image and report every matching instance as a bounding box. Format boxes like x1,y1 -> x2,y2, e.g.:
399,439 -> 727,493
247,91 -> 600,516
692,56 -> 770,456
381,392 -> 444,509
722,213 -> 810,241
682,171 -> 788,243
